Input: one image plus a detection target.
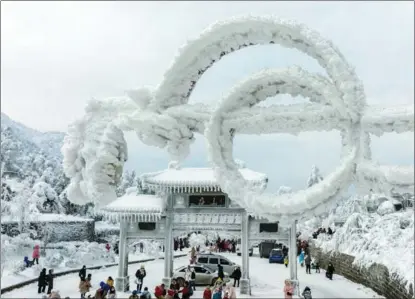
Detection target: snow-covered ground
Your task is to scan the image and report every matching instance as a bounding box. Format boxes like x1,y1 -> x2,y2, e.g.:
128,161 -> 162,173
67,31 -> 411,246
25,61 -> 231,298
1,246 -> 185,289
4,253 -> 382,298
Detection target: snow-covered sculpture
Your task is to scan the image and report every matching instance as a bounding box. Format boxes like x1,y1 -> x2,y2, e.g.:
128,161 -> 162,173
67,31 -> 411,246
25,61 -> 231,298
62,16 -> 414,221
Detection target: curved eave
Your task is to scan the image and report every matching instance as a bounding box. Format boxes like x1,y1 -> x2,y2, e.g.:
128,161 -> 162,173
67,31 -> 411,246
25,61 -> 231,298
100,208 -> 165,222
144,180 -> 268,193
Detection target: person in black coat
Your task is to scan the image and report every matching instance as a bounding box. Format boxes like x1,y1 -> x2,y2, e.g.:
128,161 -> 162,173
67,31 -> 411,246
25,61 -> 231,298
79,265 -> 87,280
217,264 -> 224,280
135,266 -> 147,291
46,269 -> 54,294
231,266 -> 241,287
37,268 -> 48,294
326,262 -> 335,280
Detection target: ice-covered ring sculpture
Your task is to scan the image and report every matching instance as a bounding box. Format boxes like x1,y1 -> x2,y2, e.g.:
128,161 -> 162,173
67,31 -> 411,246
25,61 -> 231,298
61,16 -> 414,223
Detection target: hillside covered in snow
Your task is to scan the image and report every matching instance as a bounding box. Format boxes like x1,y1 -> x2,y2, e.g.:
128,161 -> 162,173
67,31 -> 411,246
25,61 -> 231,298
1,113 -> 80,223
0,112 -> 147,225
298,191 -> 414,292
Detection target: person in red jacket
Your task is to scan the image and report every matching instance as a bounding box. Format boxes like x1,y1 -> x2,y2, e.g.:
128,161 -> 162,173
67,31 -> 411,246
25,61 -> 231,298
155,283 -> 165,299
179,282 -> 191,299
32,245 -> 40,265
203,286 -> 212,299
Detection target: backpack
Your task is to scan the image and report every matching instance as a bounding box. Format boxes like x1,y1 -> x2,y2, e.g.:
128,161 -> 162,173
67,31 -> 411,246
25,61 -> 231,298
191,272 -> 196,280
188,288 -> 194,296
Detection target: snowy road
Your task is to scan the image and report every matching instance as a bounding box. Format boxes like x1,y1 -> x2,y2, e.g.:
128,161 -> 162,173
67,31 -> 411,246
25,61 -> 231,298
4,253 -> 383,298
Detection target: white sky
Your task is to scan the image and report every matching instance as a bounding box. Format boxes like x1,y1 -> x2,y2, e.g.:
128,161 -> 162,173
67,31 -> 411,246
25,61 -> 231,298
1,1 -> 414,190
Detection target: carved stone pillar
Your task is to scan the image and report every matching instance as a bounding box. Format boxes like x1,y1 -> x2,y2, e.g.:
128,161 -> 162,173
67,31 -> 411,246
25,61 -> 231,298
288,220 -> 299,296
162,195 -> 174,286
240,211 -> 251,295
116,221 -> 129,292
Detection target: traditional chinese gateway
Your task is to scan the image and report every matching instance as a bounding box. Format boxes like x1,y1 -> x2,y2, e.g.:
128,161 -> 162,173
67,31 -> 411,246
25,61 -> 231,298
101,164 -> 289,294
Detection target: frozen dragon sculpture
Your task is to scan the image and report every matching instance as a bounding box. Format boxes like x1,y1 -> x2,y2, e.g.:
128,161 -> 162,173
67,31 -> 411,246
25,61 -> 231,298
62,16 -> 414,226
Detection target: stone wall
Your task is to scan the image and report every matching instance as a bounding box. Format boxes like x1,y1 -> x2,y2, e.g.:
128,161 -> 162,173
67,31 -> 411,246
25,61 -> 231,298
310,245 -> 414,299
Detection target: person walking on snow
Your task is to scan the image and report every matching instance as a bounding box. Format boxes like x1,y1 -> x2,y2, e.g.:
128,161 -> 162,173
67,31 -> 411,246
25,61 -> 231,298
305,255 -> 312,274
314,258 -> 320,273
79,277 -> 91,299
190,247 -> 196,264
46,269 -> 54,294
230,266 -> 241,287
217,264 -> 224,280
79,265 -> 87,280
135,265 -> 147,292
38,268 -> 48,294
283,279 -> 294,299
302,286 -> 312,299
33,244 -> 40,265
284,256 -> 289,268
105,243 -> 111,252
185,265 -> 192,282
298,250 -> 305,267
189,267 -> 196,291
326,262 -> 335,280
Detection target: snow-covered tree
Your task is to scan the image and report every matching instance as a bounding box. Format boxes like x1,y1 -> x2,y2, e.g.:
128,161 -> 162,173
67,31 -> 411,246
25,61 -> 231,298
29,182 -> 65,214
116,170 -> 138,197
7,179 -> 38,233
307,165 -> 324,188
137,177 -> 155,195
1,127 -> 21,176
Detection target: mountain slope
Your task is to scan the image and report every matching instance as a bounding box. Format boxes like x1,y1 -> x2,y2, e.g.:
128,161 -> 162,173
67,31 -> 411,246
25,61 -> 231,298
0,112 -> 65,160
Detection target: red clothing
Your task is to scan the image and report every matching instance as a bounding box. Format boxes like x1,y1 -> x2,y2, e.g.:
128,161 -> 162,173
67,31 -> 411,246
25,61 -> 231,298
203,288 -> 212,299
32,245 -> 40,259
283,285 -> 294,299
155,285 -> 164,297
167,289 -> 175,297
105,244 -> 111,252
181,287 -> 189,296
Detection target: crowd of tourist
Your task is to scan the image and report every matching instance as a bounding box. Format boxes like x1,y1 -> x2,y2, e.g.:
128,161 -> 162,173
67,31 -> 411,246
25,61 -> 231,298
312,227 -> 334,239
205,238 -> 238,253
25,233 -> 339,299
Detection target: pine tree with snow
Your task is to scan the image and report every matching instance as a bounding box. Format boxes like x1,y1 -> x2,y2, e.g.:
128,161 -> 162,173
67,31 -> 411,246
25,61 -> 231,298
30,181 -> 65,214
116,170 -> 139,197
307,165 -> 324,188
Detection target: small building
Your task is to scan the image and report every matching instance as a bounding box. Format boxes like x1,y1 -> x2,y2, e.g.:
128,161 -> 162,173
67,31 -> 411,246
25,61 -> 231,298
101,164 -> 289,294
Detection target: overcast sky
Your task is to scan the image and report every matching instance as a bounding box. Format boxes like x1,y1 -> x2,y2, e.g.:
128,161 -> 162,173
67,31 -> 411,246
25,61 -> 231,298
1,1 -> 414,191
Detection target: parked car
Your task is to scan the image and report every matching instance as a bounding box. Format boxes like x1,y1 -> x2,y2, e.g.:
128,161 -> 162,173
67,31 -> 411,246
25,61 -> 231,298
172,265 -> 231,286
195,253 -> 239,274
269,248 -> 284,263
259,241 -> 278,258
235,244 -> 253,257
